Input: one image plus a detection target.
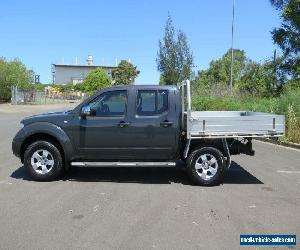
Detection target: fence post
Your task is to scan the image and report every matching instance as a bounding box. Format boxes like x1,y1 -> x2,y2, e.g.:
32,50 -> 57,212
11,85 -> 17,105
11,86 -> 13,104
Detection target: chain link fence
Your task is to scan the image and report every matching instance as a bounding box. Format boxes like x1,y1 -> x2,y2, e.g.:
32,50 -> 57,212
11,86 -> 86,105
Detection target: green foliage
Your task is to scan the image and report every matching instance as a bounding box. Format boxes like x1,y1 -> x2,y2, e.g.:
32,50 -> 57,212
284,104 -> 300,142
33,83 -> 54,91
33,83 -> 46,91
157,15 -> 194,85
192,87 -> 300,143
279,82 -> 300,116
283,78 -> 300,91
73,83 -> 85,92
56,82 -> 85,92
193,49 -> 282,97
237,61 -> 279,96
82,68 -> 111,93
270,0 -> 300,79
0,57 -> 33,101
58,83 -> 74,92
112,60 -> 140,85
194,49 -> 247,94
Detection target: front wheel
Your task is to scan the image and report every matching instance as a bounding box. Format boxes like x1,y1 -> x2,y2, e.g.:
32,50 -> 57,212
186,147 -> 226,186
24,141 -> 63,181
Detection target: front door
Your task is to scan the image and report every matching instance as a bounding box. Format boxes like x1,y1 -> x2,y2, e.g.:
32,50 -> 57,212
77,90 -> 133,160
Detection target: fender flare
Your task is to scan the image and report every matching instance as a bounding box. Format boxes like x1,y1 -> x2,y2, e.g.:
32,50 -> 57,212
20,122 -> 75,163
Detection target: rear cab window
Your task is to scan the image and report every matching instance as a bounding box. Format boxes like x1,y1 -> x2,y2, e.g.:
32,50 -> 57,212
136,89 -> 168,116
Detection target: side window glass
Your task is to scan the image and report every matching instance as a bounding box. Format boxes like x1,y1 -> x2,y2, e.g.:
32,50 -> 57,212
89,90 -> 127,117
136,90 -> 168,116
137,90 -> 156,116
158,90 -> 168,113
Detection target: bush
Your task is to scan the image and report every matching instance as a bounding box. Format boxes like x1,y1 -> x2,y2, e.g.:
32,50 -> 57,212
0,57 -> 33,101
283,105 -> 300,143
82,68 -> 111,94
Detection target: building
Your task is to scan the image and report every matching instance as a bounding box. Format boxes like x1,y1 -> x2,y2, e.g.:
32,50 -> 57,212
52,55 -> 117,84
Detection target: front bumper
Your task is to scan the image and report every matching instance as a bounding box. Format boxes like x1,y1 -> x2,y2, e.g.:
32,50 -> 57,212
12,137 -> 21,158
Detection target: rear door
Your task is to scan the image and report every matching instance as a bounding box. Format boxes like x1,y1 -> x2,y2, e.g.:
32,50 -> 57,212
128,88 -> 178,160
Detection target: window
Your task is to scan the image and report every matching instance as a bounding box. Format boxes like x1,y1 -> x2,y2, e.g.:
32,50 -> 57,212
89,90 -> 127,117
136,90 -> 168,116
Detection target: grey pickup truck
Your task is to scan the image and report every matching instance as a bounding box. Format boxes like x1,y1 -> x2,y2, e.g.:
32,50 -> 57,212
12,80 -> 285,185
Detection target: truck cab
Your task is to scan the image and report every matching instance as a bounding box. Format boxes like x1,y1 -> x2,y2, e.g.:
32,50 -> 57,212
71,85 -> 182,161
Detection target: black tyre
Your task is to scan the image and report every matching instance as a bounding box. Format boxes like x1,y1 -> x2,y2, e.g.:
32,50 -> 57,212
186,147 -> 226,186
24,141 -> 63,181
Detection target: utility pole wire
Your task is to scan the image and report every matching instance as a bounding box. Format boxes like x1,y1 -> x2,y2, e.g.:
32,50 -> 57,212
229,0 -> 235,96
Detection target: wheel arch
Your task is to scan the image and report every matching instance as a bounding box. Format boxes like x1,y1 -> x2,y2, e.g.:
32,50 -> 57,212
188,139 -> 226,157
20,122 -> 74,167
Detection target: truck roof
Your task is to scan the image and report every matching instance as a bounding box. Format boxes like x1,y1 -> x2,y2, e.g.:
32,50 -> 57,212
73,84 -> 180,114
106,84 -> 178,91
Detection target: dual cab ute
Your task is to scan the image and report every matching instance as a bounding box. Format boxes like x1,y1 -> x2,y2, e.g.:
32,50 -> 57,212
12,80 -> 285,185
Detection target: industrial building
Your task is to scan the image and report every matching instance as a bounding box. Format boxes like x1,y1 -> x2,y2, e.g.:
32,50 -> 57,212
52,55 -> 117,84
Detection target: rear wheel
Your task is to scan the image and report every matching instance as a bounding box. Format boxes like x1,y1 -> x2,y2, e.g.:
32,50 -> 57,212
24,141 -> 63,181
186,147 -> 225,186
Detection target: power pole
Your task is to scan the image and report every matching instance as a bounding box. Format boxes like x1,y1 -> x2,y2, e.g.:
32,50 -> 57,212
229,0 -> 235,95
273,49 -> 277,89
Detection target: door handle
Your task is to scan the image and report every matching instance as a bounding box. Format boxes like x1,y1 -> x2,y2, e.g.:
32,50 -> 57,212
118,121 -> 130,128
160,120 -> 173,128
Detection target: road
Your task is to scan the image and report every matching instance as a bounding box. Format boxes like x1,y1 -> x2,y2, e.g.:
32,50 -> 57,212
0,103 -> 299,250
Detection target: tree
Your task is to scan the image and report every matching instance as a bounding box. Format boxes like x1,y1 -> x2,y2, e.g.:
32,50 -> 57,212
193,49 -> 247,94
193,49 -> 280,97
82,68 -> 111,93
238,62 -> 272,96
270,0 -> 300,79
112,60 -> 140,85
157,15 -> 194,85
0,57 -> 32,101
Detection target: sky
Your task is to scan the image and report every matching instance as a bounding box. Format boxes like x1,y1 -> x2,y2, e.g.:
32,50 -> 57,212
1,0 -> 281,84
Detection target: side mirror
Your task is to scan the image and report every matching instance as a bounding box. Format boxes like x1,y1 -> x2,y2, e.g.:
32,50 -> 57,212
81,105 -> 91,118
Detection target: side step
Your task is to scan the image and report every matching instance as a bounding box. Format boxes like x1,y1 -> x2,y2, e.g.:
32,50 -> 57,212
70,162 -> 176,167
